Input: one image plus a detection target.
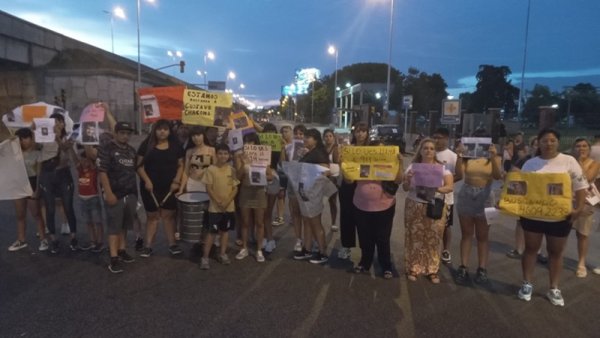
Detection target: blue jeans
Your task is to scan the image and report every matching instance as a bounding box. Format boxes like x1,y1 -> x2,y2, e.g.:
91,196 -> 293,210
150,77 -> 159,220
39,167 -> 77,235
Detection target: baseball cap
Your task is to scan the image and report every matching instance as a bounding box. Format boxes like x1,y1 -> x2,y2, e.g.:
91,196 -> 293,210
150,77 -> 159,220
115,122 -> 135,132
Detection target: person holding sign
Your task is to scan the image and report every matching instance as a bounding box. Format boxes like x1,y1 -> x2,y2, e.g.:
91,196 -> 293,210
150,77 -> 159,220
179,127 -> 216,195
137,120 -> 185,258
261,123 -> 282,254
352,140 -> 403,279
233,133 -> 273,262
571,138 -> 600,278
454,142 -> 502,285
516,129 -> 588,307
323,129 -> 340,232
402,138 -> 454,284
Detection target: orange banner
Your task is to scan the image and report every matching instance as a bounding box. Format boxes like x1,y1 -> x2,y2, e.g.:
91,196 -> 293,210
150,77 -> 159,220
138,86 -> 185,122
22,105 -> 47,122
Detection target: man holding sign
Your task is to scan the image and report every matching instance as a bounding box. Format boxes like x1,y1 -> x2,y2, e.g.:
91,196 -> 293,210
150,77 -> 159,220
508,129 -> 587,307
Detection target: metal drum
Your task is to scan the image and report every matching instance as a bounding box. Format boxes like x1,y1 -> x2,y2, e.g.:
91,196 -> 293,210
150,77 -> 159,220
177,192 -> 209,243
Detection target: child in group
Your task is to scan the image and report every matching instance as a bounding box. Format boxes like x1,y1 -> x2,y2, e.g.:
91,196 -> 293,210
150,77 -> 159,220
73,150 -> 104,252
200,144 -> 239,269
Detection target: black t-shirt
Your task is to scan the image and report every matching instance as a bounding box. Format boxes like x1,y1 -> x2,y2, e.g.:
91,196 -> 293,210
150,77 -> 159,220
137,140 -> 184,186
299,147 -> 330,165
98,141 -> 138,198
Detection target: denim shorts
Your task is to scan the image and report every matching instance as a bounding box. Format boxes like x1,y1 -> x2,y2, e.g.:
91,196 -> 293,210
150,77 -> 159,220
80,195 -> 102,225
456,183 -> 492,218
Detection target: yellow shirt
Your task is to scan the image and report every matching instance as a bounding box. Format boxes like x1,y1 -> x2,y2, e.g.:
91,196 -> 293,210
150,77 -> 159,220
202,164 -> 239,213
464,158 -> 493,181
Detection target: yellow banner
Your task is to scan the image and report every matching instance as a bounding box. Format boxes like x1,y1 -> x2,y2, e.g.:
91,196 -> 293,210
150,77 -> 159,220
499,172 -> 572,221
258,133 -> 282,152
340,146 -> 399,181
182,89 -> 232,126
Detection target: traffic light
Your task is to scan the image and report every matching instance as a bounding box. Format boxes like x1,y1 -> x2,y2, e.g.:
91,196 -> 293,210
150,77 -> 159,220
179,60 -> 185,73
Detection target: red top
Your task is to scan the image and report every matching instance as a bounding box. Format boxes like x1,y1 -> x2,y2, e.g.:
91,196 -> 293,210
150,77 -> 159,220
78,167 -> 98,197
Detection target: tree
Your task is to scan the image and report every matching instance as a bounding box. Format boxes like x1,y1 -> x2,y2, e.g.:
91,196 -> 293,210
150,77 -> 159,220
522,84 -> 561,123
469,65 -> 519,116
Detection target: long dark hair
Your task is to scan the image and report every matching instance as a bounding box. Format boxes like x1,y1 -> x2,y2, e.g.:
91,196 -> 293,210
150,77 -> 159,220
351,122 -> 369,145
185,125 -> 212,151
49,112 -> 67,138
143,119 -> 177,156
535,128 -> 560,157
305,128 -> 325,150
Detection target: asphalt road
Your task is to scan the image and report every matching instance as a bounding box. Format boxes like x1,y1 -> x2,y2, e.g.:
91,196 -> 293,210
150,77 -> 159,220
2,155 -> 600,337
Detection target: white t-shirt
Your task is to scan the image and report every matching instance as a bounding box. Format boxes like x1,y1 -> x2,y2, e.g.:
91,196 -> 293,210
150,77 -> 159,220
436,148 -> 458,205
405,163 -> 453,203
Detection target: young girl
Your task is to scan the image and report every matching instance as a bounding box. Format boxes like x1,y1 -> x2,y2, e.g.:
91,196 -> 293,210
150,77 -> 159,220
8,128 -> 47,252
137,120 -> 184,257
74,151 -> 104,252
179,126 -> 216,195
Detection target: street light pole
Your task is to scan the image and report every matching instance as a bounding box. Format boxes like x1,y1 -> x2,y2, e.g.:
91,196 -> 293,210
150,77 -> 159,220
328,45 -> 339,126
136,0 -> 142,130
102,11 -> 115,53
517,0 -> 531,120
384,0 -> 395,113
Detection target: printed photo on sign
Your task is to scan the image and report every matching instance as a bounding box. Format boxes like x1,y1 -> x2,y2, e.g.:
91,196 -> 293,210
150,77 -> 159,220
360,165 -> 371,178
228,128 -> 244,152
33,118 -> 56,143
461,137 -> 492,158
547,183 -> 563,196
248,166 -> 267,186
141,95 -> 161,119
291,140 -> 307,161
507,181 -> 527,195
81,121 -> 100,144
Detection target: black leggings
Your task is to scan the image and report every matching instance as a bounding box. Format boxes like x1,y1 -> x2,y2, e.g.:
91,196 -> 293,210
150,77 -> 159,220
39,167 -> 77,235
338,181 -> 357,248
355,204 -> 396,271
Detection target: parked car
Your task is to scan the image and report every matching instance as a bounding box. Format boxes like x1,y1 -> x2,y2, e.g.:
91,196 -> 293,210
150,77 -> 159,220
369,124 -> 406,153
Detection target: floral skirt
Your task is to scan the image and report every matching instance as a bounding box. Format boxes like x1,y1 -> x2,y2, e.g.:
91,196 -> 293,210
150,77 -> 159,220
404,198 -> 447,275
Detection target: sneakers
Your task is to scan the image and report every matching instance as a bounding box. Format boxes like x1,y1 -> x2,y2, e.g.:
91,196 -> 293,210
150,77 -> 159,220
8,240 -> 28,252
537,254 -> 548,265
135,237 -> 144,252
331,225 -> 339,232
79,241 -> 94,251
139,247 -> 153,258
337,247 -> 351,260
441,250 -> 451,264
506,249 -> 521,259
60,223 -> 70,235
517,281 -> 533,302
200,257 -> 210,270
38,239 -> 49,252
474,267 -> 489,284
294,248 -> 312,261
169,244 -> 183,255
593,267 -> 600,275
256,250 -> 265,263
293,239 -> 303,252
214,234 -> 221,248
50,240 -> 60,254
236,248 -> 249,260
218,254 -> 231,265
309,252 -> 329,264
265,240 -> 276,253
455,265 -> 469,284
108,258 -> 124,274
546,288 -> 565,307
69,238 -> 79,251
118,249 -> 135,263
91,243 -> 105,253
272,217 -> 284,226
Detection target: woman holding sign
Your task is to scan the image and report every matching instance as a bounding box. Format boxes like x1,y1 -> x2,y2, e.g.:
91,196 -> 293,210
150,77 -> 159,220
179,127 -> 216,195
516,128 -> 587,307
571,138 -> 600,278
454,142 -> 502,285
402,138 -> 454,283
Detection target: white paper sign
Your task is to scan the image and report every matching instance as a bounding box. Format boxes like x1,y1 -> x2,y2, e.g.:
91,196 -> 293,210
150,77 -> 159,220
249,165 -> 267,186
80,121 -> 100,145
244,144 -> 271,167
33,118 -> 56,143
228,128 -> 244,152
461,137 -> 492,158
0,138 -> 33,200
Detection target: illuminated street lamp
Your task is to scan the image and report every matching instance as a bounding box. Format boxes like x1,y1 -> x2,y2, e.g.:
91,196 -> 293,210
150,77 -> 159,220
203,51 -> 215,86
136,0 -> 156,129
103,6 -> 126,53
328,45 -> 339,119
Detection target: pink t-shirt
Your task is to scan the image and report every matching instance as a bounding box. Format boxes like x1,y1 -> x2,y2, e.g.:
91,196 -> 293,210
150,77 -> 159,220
353,181 -> 396,212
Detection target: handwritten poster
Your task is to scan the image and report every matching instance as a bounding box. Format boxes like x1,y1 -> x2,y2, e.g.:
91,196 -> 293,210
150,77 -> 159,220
229,111 -> 255,135
499,172 -> 572,221
411,163 -> 444,188
340,146 -> 399,180
258,133 -> 283,152
138,86 -> 185,122
33,118 -> 56,143
228,128 -> 244,152
182,89 -> 233,126
244,144 -> 271,167
461,137 -> 492,158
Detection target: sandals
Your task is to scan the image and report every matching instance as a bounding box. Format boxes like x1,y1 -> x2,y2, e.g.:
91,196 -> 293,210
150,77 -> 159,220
576,266 -> 588,278
353,265 -> 367,274
383,271 -> 393,279
428,273 -> 441,284
406,272 -> 417,282
235,239 -> 243,247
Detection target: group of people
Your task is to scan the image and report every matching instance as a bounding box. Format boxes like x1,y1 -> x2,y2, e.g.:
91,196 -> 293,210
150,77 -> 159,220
6,112 -> 600,306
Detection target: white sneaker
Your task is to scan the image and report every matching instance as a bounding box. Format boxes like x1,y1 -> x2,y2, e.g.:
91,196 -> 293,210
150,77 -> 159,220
214,234 -> 221,248
60,223 -> 70,235
331,225 -> 339,232
294,239 -> 303,252
8,240 -> 28,252
265,240 -> 276,253
256,250 -> 265,263
517,281 -> 533,302
593,267 -> 600,275
337,247 -> 351,259
38,239 -> 49,252
236,248 -> 249,260
546,288 -> 565,307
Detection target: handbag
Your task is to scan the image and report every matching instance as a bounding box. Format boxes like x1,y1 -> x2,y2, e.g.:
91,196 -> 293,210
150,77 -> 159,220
426,197 -> 445,220
381,180 -> 400,196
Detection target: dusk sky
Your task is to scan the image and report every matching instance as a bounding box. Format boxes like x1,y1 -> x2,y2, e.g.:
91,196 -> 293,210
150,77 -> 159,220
4,0 -> 600,108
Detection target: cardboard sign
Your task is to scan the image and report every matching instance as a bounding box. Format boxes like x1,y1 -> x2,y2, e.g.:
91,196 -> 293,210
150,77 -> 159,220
340,146 -> 399,181
243,144 -> 272,167
182,89 -> 233,126
259,133 -> 283,152
411,163 -> 444,188
499,172 -> 572,221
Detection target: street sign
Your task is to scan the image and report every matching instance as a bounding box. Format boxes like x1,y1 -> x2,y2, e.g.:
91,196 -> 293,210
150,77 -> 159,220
441,99 -> 461,125
402,95 -> 413,109
208,81 -> 226,91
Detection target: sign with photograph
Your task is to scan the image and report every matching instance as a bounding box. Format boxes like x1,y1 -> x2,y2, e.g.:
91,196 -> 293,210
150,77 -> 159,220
80,121 -> 100,145
182,89 -> 233,126
461,137 -> 492,158
441,99 -> 461,125
228,128 -> 244,152
243,144 -> 271,168
258,133 -> 283,152
33,118 -> 56,143
499,172 -> 572,221
340,146 -> 399,181
138,86 -> 185,122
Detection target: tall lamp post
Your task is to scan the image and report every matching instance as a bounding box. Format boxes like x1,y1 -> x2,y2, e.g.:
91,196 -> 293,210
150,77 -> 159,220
328,45 -> 338,125
103,7 -> 126,53
384,0 -> 395,113
203,51 -> 215,87
517,0 -> 531,120
136,0 -> 155,130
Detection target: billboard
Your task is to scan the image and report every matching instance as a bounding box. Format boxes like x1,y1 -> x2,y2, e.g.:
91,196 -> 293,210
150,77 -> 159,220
281,68 -> 321,96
